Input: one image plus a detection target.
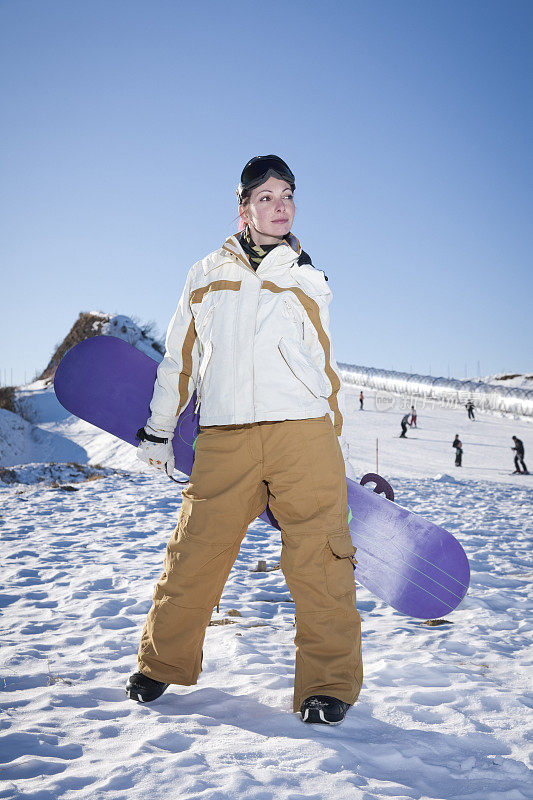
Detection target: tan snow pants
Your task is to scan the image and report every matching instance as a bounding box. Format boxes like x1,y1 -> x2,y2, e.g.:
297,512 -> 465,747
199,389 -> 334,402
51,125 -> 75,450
138,415 -> 363,711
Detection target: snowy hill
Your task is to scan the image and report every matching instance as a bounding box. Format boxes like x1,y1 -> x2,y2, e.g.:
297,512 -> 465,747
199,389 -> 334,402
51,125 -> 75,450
483,372 -> 533,390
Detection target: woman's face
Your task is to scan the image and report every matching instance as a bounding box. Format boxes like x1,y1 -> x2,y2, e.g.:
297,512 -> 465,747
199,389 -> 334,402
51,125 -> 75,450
240,176 -> 295,245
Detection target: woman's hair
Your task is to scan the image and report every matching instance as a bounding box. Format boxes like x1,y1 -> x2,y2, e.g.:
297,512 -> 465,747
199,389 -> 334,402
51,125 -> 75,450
238,188 -> 252,205
237,193 -> 251,231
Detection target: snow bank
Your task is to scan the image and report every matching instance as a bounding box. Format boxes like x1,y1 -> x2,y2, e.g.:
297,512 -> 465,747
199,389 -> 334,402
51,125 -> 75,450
0,408 -> 87,468
0,462 -> 115,485
485,373 -> 533,390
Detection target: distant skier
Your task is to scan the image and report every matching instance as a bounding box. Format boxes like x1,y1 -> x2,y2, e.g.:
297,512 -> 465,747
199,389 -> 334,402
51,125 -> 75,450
359,390 -> 364,410
511,436 -> 529,474
452,434 -> 463,467
466,400 -> 475,420
400,413 -> 410,438
409,405 -> 417,427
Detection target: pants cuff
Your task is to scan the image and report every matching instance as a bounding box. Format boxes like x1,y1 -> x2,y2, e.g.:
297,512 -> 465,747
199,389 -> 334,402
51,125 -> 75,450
137,659 -> 199,686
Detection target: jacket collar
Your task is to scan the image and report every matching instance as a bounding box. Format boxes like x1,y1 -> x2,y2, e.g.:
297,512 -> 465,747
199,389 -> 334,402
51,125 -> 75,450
209,232 -> 302,275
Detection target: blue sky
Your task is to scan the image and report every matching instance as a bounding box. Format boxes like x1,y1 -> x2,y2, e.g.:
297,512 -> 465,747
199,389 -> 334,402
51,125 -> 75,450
1,0 -> 532,385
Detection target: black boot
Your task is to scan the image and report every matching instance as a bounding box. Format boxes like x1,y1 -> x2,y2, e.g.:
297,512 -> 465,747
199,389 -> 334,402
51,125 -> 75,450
300,695 -> 351,725
125,671 -> 169,702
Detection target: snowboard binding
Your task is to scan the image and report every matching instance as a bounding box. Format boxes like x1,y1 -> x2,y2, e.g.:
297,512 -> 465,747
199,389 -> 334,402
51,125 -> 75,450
360,472 -> 394,501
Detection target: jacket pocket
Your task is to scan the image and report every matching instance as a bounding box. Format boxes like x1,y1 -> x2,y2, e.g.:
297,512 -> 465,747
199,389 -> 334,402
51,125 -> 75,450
195,340 -> 213,412
325,532 -> 357,598
194,301 -> 218,341
278,337 -> 329,399
282,299 -> 305,340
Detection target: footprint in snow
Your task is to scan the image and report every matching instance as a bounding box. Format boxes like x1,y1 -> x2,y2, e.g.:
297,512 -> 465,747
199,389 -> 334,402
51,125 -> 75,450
89,599 -> 131,618
409,706 -> 445,724
0,593 -> 19,608
19,620 -> 62,635
0,731 -> 83,761
410,690 -> 457,706
83,577 -> 115,590
81,708 -> 129,720
98,616 -> 136,629
137,731 -> 192,754
95,725 -> 121,739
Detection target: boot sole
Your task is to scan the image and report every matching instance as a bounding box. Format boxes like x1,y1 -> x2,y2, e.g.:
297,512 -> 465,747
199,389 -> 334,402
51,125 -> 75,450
126,689 -> 144,702
301,708 -> 344,725
125,685 -> 169,703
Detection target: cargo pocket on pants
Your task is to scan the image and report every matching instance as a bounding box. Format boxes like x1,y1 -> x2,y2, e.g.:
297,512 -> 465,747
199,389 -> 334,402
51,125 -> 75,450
325,532 -> 357,598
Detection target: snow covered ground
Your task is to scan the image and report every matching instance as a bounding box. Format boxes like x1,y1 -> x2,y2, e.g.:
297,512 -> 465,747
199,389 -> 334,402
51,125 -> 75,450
1,381 -> 532,799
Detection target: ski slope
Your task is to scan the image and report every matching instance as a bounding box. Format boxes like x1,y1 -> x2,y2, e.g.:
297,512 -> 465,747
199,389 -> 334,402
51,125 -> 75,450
0,381 -> 531,799
341,385 -> 531,485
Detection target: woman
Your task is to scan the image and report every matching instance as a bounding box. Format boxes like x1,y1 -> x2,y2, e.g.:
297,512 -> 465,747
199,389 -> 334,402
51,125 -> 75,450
126,155 -> 363,725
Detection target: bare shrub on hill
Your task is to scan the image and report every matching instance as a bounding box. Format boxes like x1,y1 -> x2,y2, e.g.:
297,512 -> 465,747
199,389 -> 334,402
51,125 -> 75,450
0,386 -> 34,422
39,312 -> 110,382
128,315 -> 165,356
39,311 -> 165,382
0,386 -> 16,413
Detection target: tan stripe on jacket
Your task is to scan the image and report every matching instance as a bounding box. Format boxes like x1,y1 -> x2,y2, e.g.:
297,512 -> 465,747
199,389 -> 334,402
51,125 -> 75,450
261,280 -> 343,435
190,280 -> 242,304
176,317 -> 197,416
176,280 -> 242,415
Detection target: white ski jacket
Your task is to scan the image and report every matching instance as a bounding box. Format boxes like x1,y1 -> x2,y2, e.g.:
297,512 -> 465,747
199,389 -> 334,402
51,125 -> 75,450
147,232 -> 347,441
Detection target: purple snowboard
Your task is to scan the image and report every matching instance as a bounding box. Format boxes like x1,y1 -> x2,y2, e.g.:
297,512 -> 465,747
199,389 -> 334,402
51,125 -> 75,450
54,336 -> 470,619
